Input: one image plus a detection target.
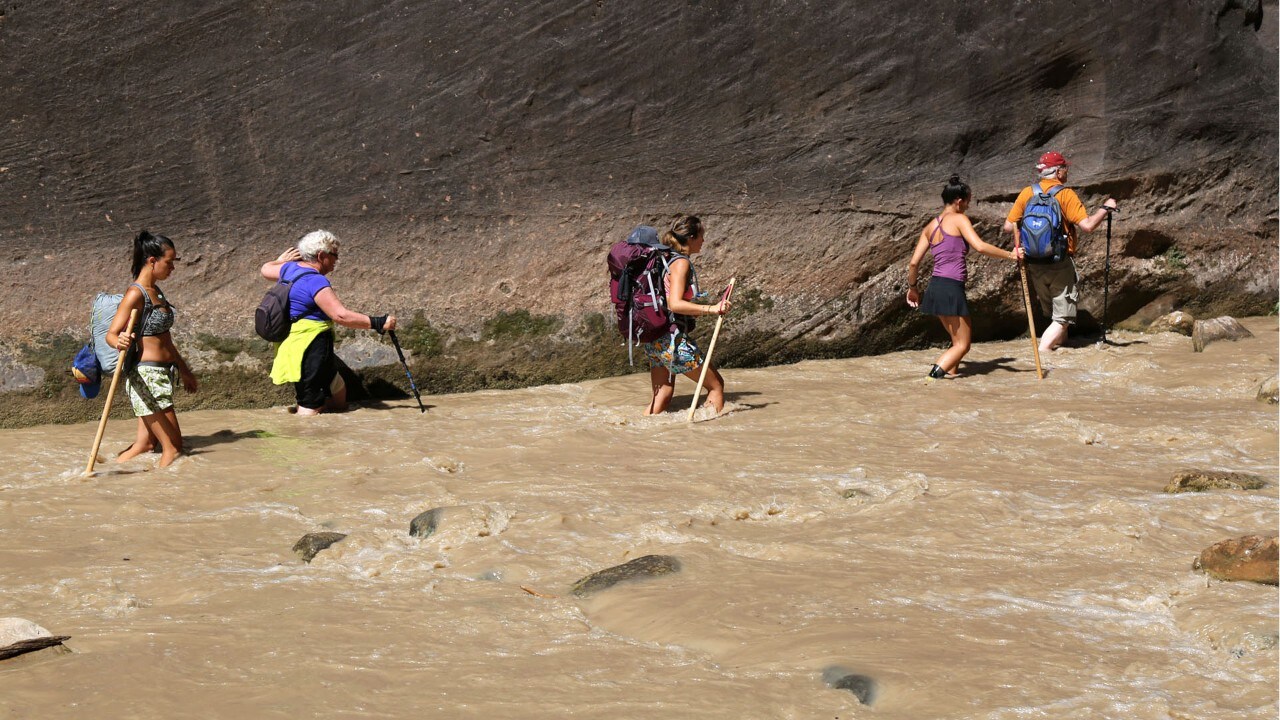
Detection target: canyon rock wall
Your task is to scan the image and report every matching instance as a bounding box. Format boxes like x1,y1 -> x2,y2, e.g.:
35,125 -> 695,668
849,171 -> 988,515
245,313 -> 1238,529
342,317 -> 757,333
0,0 -> 1275,406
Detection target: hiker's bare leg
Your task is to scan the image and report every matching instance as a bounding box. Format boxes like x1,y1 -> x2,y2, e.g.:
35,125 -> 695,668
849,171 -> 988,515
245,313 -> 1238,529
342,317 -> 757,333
141,411 -> 182,467
936,315 -> 972,374
115,419 -> 155,462
645,366 -> 675,415
1040,320 -> 1068,352
682,365 -> 725,413
160,407 -> 183,455
324,374 -> 348,413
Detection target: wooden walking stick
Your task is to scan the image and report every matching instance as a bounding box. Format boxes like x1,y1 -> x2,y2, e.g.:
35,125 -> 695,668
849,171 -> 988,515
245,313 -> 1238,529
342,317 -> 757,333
686,278 -> 735,422
84,309 -> 138,476
1014,230 -> 1044,380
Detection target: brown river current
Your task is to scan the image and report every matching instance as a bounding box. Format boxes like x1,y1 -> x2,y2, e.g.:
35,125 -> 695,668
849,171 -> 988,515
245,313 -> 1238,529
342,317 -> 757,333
2,319 -> 1277,719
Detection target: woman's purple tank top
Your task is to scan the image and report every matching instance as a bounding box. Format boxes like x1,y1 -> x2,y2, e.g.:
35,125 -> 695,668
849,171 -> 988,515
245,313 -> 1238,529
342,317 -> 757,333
928,216 -> 968,282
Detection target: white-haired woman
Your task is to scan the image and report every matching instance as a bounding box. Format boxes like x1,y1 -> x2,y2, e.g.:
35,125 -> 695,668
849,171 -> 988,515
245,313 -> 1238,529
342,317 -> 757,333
259,230 -> 397,415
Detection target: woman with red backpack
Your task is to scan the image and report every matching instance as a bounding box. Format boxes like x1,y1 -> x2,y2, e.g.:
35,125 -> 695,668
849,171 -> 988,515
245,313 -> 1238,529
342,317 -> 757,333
642,216 -> 733,415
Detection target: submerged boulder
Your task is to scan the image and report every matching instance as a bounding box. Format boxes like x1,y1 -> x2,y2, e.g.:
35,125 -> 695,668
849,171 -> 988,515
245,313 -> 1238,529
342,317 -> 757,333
571,555 -> 681,598
1164,469 -> 1267,493
1193,535 -> 1278,585
821,666 -> 877,706
1192,316 -> 1253,352
409,508 -> 446,539
1147,310 -> 1195,336
1256,374 -> 1278,404
409,504 -> 506,541
292,531 -> 347,563
0,618 -> 69,661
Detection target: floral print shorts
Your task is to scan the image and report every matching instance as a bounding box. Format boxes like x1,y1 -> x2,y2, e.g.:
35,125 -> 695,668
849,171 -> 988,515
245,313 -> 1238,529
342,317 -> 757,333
642,331 -> 704,376
126,363 -> 175,417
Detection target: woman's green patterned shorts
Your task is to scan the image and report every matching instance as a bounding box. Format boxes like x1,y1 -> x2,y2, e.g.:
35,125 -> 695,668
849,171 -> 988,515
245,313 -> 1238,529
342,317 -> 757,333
126,363 -> 176,417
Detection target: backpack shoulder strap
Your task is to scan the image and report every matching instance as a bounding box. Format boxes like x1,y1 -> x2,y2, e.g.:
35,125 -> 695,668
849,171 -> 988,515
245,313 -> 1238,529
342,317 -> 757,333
667,252 -> 699,295
130,283 -> 153,307
1045,184 -> 1065,198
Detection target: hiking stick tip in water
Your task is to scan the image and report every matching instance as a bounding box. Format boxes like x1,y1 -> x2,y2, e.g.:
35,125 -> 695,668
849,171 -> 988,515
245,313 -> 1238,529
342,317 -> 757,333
687,278 -> 736,422
387,330 -> 427,413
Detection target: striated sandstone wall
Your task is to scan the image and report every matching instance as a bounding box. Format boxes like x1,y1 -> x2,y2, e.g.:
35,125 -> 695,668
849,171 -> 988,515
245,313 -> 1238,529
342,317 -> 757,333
0,1 -> 1275,408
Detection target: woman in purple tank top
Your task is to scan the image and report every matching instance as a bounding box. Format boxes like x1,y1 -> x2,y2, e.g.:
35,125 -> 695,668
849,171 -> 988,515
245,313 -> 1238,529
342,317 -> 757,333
906,176 -> 1023,380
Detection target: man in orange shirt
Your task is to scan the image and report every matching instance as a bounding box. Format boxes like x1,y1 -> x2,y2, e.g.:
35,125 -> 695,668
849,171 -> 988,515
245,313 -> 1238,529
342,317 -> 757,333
1003,151 -> 1118,352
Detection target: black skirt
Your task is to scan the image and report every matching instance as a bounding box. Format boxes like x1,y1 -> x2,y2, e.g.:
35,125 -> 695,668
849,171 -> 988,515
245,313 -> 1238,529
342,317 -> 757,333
919,276 -> 969,317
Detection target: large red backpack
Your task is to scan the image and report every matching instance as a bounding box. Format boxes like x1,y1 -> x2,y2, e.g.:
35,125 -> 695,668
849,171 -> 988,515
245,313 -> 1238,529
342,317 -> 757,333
607,226 -> 694,364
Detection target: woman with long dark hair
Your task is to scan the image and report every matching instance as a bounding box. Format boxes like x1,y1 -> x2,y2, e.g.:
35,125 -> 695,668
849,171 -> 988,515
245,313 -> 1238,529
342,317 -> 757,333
906,176 -> 1023,380
105,230 -> 198,467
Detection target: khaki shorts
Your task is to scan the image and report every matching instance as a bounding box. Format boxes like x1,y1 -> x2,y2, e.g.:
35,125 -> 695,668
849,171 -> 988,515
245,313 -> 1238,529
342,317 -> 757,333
126,363 -> 176,417
1026,259 -> 1079,324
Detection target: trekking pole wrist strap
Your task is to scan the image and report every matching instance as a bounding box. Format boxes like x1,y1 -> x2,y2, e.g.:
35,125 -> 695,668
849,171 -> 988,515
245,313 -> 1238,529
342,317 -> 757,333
369,314 -> 387,334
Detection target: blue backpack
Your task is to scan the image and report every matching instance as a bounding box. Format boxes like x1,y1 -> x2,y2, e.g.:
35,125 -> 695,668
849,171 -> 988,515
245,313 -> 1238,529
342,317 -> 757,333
1019,184 -> 1069,261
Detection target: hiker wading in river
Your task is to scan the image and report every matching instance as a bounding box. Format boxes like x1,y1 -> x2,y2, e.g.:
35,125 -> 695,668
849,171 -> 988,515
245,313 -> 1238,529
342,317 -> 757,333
642,216 -> 732,415
1003,151 -> 1118,352
106,230 -> 198,467
907,176 -> 1023,380
259,230 -> 396,416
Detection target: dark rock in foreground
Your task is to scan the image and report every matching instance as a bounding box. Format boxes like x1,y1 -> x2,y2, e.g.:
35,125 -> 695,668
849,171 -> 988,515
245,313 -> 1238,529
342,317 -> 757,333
822,666 -> 877,706
1164,469 -> 1267,493
0,618 -> 70,661
571,555 -> 681,598
409,507 -> 448,539
1193,535 -> 1279,585
292,532 -> 347,563
1192,317 -> 1254,352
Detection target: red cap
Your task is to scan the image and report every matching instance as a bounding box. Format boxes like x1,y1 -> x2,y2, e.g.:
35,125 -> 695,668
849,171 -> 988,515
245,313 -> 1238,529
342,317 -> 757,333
1036,151 -> 1069,171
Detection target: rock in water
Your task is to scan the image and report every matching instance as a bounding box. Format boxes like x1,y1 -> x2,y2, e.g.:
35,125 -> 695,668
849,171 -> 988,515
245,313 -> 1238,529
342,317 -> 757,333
0,618 -> 70,661
822,666 -> 877,705
292,532 -> 347,563
1256,374 -> 1278,404
1147,310 -> 1195,336
1164,469 -> 1267,493
1192,316 -> 1253,352
571,555 -> 681,597
409,507 -> 449,538
1193,535 -> 1279,585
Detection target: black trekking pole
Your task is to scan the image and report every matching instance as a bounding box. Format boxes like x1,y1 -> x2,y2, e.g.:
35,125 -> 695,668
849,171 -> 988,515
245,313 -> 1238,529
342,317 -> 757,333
387,330 -> 427,413
1101,207 -> 1114,345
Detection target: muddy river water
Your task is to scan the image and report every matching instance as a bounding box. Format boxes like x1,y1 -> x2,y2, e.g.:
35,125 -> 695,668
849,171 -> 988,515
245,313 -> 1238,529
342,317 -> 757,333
2,319 -> 1276,718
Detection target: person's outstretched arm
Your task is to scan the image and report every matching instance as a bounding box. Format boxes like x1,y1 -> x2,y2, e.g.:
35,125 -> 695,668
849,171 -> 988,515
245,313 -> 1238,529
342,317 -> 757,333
1075,198 -> 1118,234
956,215 -> 1022,262
313,287 -> 398,332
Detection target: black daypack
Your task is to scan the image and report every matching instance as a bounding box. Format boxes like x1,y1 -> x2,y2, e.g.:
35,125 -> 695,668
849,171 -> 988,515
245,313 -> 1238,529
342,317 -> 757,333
255,268 -> 317,342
